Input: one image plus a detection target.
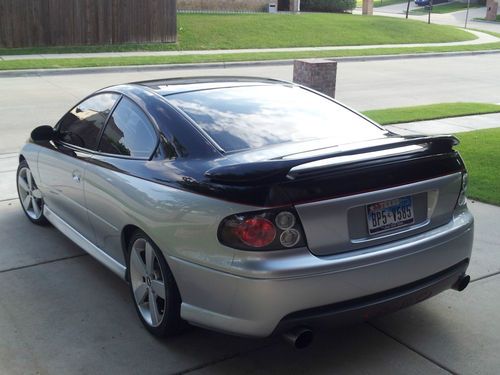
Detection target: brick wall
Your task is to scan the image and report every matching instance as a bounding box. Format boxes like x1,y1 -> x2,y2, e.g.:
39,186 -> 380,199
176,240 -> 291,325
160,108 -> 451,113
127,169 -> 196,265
178,0 -> 270,12
293,59 -> 338,99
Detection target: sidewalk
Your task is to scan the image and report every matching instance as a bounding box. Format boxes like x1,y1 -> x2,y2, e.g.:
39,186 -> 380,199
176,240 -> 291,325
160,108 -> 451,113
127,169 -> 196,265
368,5 -> 500,34
0,29 -> 497,62
385,112 -> 500,135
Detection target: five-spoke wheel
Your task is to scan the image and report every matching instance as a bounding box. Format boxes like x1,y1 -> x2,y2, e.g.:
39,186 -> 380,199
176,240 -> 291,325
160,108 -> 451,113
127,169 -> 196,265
127,230 -> 183,336
17,160 -> 48,225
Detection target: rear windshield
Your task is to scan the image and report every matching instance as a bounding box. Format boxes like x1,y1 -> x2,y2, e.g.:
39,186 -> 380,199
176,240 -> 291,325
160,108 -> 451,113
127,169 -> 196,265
166,85 -> 385,152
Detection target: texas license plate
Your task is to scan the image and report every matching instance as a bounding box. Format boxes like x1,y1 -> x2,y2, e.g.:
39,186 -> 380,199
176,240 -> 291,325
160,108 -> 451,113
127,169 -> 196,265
366,196 -> 414,235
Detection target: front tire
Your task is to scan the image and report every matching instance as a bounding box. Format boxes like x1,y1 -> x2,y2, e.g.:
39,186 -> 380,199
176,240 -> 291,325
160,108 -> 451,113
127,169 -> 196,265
16,160 -> 48,225
127,230 -> 184,337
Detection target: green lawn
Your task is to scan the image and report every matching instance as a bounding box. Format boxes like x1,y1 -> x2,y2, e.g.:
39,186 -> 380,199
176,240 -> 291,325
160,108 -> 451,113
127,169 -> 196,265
365,105 -> 500,206
362,103 -> 500,125
411,2 -> 480,14
1,40 -> 499,71
0,13 -> 475,56
456,128 -> 500,206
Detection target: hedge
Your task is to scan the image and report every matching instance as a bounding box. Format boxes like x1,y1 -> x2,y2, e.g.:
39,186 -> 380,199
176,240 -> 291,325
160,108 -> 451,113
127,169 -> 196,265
301,0 -> 357,13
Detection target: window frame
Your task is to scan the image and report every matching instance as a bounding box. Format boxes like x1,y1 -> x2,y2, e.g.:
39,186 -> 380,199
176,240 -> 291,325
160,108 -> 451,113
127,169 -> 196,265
55,91 -> 161,161
55,91 -> 121,153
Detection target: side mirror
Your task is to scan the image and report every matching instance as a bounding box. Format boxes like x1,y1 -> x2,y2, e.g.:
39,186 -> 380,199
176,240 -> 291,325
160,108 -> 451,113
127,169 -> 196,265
31,125 -> 55,142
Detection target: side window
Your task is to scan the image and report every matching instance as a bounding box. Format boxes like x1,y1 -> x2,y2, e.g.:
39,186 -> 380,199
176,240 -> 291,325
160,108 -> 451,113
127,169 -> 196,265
98,97 -> 157,158
58,93 -> 120,150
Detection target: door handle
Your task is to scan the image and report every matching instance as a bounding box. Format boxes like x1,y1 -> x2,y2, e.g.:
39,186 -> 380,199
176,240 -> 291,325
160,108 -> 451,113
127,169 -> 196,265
72,171 -> 81,183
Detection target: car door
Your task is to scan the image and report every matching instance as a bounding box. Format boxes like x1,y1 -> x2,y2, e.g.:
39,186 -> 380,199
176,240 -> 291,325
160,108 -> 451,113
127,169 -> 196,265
37,93 -> 120,242
84,96 -> 159,264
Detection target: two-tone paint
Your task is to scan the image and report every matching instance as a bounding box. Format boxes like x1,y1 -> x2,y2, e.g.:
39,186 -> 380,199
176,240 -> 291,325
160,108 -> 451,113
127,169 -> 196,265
19,77 -> 473,337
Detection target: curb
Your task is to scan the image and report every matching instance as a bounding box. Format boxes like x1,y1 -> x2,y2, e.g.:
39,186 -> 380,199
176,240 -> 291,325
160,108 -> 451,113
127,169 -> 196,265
0,49 -> 499,77
472,18 -> 500,25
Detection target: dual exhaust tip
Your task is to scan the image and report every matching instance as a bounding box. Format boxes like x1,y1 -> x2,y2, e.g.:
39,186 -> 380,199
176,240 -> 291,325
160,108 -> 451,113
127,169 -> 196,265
282,274 -> 470,349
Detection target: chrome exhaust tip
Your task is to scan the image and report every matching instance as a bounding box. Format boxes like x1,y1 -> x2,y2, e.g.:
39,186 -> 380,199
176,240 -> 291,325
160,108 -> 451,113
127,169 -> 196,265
452,274 -> 470,292
283,327 -> 314,349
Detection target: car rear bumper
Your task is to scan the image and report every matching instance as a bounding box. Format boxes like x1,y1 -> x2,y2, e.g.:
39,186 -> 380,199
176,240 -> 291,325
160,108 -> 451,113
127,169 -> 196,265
273,259 -> 469,335
168,209 -> 473,337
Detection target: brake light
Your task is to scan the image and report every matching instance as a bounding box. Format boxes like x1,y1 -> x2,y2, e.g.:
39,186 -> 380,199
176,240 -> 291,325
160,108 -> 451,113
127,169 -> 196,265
218,208 -> 307,251
234,217 -> 276,248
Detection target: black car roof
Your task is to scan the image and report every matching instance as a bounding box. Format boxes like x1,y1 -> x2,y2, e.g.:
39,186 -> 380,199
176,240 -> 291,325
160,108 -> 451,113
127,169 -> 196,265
131,76 -> 292,96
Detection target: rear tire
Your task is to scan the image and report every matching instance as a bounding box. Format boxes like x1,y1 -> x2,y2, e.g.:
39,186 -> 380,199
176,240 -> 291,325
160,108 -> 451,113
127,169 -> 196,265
16,160 -> 49,226
127,230 -> 184,337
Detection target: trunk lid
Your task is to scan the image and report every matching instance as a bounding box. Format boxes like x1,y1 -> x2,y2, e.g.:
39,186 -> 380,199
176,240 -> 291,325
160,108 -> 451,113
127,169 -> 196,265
205,135 -> 465,256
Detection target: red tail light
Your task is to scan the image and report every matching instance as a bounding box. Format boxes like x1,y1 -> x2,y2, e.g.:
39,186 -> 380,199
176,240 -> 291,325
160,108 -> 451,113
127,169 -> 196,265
234,218 -> 276,248
218,207 -> 307,251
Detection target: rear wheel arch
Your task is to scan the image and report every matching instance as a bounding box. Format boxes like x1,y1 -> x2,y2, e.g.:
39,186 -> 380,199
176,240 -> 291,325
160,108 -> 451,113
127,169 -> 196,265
121,225 -> 176,281
122,224 -> 140,281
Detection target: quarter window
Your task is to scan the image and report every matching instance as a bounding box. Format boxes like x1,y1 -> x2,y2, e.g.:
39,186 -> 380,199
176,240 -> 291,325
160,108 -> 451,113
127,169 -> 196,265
58,93 -> 120,150
98,97 -> 157,158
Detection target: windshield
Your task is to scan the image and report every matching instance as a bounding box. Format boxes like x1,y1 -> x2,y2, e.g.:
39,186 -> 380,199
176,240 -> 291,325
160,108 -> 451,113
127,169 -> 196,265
166,85 -> 385,152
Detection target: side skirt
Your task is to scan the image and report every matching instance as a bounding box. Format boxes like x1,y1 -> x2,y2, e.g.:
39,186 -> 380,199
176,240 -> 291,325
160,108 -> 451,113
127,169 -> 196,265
44,206 -> 127,279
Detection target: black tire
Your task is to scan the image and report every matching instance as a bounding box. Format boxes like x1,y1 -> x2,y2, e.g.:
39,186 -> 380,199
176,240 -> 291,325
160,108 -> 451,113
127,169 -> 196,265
126,230 -> 184,337
16,160 -> 49,226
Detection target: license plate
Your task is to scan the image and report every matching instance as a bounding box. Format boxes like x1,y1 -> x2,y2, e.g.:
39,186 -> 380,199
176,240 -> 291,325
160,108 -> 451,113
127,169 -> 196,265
366,196 -> 414,235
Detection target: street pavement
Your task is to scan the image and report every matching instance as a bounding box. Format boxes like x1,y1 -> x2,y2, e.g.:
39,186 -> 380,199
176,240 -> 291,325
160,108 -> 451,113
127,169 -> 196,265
2,53 -> 500,154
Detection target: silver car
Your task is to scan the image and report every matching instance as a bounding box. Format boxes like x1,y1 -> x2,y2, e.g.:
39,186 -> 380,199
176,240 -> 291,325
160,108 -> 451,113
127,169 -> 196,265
17,77 -> 473,348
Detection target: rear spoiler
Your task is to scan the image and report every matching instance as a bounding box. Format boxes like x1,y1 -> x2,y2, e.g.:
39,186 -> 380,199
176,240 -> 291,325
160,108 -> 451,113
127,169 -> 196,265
204,135 -> 459,183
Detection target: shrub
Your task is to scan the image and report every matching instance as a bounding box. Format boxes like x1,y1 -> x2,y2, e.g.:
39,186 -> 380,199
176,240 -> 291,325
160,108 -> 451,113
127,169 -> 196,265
301,0 -> 357,13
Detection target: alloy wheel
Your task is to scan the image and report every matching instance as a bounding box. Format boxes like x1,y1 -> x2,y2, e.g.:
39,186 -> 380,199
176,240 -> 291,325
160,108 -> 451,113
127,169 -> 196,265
129,238 -> 167,327
17,166 -> 44,220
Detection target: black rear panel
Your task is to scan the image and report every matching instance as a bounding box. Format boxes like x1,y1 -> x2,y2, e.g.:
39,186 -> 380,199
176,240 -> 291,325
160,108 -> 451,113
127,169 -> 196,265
278,152 -> 463,206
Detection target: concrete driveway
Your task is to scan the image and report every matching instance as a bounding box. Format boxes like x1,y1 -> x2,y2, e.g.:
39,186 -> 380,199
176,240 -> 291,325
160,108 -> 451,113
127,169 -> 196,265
2,58 -> 500,374
1,197 -> 499,374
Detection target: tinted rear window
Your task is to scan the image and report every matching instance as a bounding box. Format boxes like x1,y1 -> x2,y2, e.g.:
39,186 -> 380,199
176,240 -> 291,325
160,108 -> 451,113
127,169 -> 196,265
98,97 -> 157,158
166,85 -> 384,152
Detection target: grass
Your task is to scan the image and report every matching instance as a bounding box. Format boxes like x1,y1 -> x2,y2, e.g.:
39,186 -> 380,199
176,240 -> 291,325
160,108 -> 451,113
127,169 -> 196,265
411,2 -> 481,14
456,128 -> 500,206
362,103 -> 500,125
1,40 -> 499,71
0,13 -> 475,56
356,0 -> 408,8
